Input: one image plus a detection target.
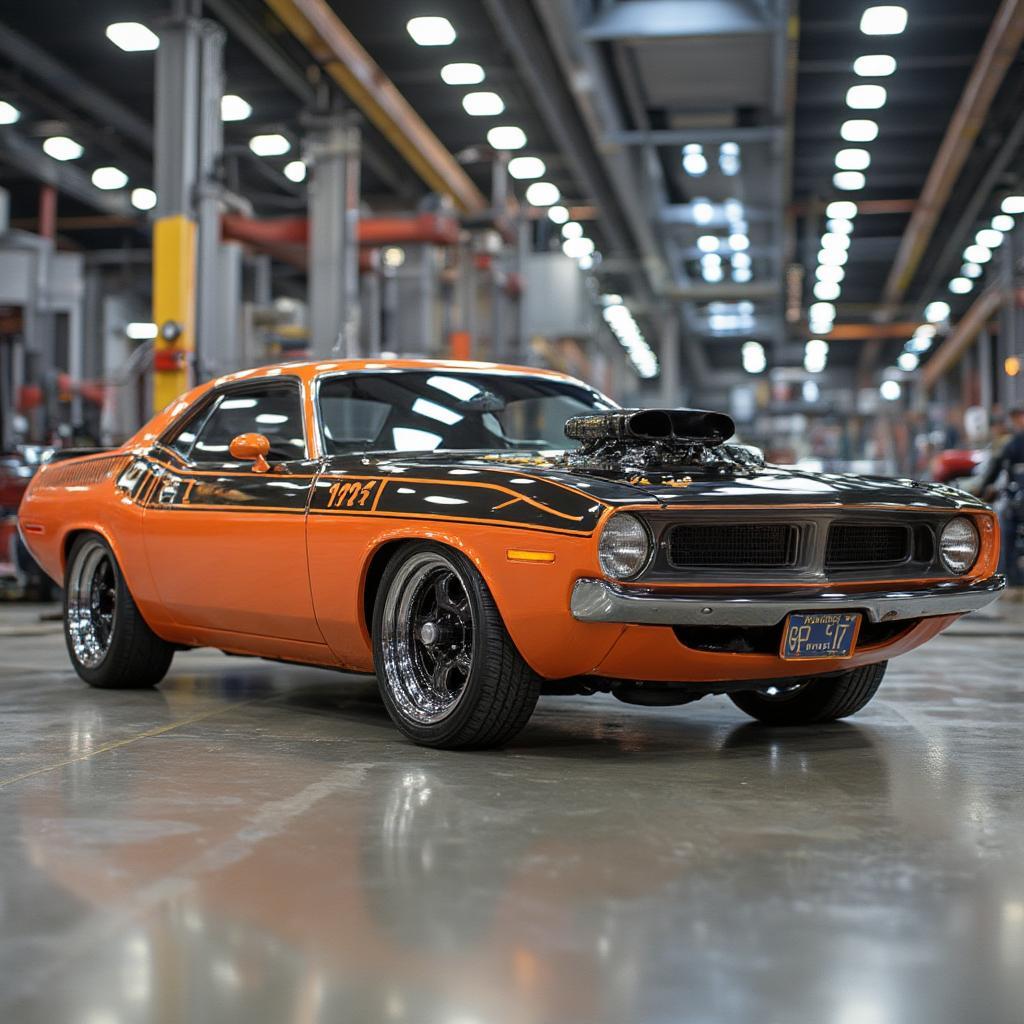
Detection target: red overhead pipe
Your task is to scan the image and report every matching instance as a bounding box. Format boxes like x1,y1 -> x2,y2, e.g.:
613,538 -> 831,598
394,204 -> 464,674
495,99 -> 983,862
221,211 -> 460,250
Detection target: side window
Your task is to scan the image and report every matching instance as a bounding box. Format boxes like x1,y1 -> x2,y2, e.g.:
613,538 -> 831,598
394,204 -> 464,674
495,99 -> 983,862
168,384 -> 307,464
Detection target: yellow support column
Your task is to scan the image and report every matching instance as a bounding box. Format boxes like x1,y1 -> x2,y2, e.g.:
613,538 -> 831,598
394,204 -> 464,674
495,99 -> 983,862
151,214 -> 197,412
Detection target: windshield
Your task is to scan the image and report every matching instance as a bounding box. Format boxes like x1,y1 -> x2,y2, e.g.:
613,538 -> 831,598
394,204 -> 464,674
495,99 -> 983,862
317,370 -> 616,455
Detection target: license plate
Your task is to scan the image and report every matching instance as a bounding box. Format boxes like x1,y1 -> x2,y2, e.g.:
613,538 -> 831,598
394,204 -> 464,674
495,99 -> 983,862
780,611 -> 861,660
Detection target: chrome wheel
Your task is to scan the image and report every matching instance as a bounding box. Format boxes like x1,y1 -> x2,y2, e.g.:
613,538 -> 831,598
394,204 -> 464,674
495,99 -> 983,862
66,539 -> 117,669
379,552 -> 475,725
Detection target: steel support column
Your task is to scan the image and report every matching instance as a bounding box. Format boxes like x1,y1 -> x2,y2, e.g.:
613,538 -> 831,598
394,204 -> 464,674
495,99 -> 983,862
659,308 -> 682,407
307,114 -> 361,358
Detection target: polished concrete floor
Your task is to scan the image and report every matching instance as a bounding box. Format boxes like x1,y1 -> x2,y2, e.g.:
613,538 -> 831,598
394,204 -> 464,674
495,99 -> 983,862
1,600 -> 1023,1024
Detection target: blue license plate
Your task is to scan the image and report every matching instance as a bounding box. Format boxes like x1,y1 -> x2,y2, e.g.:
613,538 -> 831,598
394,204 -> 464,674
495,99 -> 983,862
781,612 -> 861,660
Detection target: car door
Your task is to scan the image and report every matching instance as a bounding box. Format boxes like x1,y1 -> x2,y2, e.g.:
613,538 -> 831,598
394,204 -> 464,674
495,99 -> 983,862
142,377 -> 324,643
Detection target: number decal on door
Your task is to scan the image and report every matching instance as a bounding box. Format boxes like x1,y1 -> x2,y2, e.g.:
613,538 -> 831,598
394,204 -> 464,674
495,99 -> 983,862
326,480 -> 377,509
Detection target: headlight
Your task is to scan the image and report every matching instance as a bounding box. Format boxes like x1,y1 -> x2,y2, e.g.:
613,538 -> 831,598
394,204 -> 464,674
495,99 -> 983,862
598,513 -> 651,580
939,516 -> 979,575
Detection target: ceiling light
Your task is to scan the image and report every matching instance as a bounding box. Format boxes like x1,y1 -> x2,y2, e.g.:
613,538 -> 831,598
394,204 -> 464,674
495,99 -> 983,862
406,16 -> 456,45
130,187 -> 156,210
742,340 -> 766,374
809,301 -> 836,321
803,380 -> 820,403
914,324 -> 936,338
732,251 -> 752,270
440,62 -> 484,85
976,228 -> 1004,248
827,218 -> 854,235
925,300 -> 951,322
0,100 -> 20,125
719,142 -> 741,176
562,221 -> 583,239
462,91 -> 504,116
949,277 -> 973,295
283,160 -> 306,183
854,54 -> 896,76
963,243 -> 992,264
818,247 -> 849,266
835,148 -> 871,171
126,322 -> 158,340
692,198 -> 714,225
804,340 -> 828,374
826,200 -> 858,219
1001,195 -> 1024,214
879,379 -> 902,401
249,133 -> 290,156
508,156 -> 545,179
728,232 -> 749,251
846,84 -> 887,109
992,214 -> 1014,232
814,281 -> 841,301
697,234 -> 719,253
487,125 -> 526,149
562,236 -> 594,259
821,231 -> 851,251
42,136 -> 83,161
834,171 -> 866,190
701,253 -> 722,269
908,335 -> 933,354
681,143 -> 708,176
732,267 -> 753,283
840,118 -> 879,143
525,181 -> 559,206
547,205 -> 569,224
91,166 -> 128,190
221,94 -> 252,121
724,198 -> 744,222
702,261 -> 724,283
816,264 -> 845,283
105,21 -> 159,52
860,6 -> 908,35
961,262 -> 982,279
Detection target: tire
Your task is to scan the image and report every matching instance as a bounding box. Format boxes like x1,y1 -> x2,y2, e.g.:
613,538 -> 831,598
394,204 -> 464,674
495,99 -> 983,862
729,661 -> 887,726
372,541 -> 541,749
64,533 -> 174,689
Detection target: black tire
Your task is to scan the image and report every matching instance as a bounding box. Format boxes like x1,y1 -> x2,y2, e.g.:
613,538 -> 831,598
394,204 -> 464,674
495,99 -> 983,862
372,541 -> 541,749
64,533 -> 174,689
729,661 -> 887,726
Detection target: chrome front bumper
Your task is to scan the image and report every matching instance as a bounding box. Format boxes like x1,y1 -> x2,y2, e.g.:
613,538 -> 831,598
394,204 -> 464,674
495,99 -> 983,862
570,576 -> 1005,627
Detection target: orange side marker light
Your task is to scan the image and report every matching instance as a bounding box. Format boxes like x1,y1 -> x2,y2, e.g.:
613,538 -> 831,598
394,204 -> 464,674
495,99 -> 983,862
506,549 -> 555,564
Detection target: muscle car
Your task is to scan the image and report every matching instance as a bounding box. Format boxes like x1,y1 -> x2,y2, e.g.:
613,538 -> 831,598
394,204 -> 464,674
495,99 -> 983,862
17,359 -> 1004,748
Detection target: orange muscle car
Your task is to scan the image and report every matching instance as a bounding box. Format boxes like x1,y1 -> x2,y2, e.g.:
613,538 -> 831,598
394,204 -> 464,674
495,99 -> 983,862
18,359 -> 1004,748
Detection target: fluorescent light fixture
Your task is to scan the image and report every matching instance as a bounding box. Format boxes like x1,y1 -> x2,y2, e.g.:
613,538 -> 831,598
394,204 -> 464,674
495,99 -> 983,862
818,247 -> 849,266
508,156 -> 545,179
525,181 -> 559,206
382,246 -> 405,268
835,148 -> 871,171
854,54 -> 896,76
949,277 -> 973,295
547,205 -> 569,224
487,125 -> 526,149
283,160 -> 306,183
834,170 -> 866,190
106,21 -> 159,52
406,16 -> 456,45
130,187 -> 156,210
697,234 -> 719,253
976,228 -> 1003,248
826,200 -> 858,219
1001,195 -> 1024,214
846,84 -> 887,109
821,231 -> 851,251
562,221 -> 583,240
914,323 -> 936,338
961,262 -> 982,279
992,214 -> 1014,232
462,91 -> 504,116
719,141 -> 741,176
681,143 -> 708,176
879,380 -> 902,401
249,133 -> 290,156
563,236 -> 595,259
92,166 -> 128,190
742,340 -> 766,374
860,6 -> 908,35
908,335 -> 933,354
732,266 -> 753,283
728,232 -> 749,251
963,243 -> 992,264
804,339 -> 828,373
440,62 -> 484,85
221,94 -> 252,121
827,218 -> 854,235
925,300 -> 951,322
813,281 -> 841,301
803,380 -> 820,403
692,198 -> 714,225
841,118 -> 879,143
809,301 -> 836,321
724,197 -> 744,222
42,136 -> 83,161
732,251 -> 752,270
0,100 -> 20,125
897,351 -> 919,371
701,253 -> 722,271
126,322 -> 158,339
816,265 -> 845,284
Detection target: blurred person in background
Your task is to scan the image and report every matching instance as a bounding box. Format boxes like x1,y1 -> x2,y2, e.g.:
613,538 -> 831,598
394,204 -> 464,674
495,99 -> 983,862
981,405 -> 1024,598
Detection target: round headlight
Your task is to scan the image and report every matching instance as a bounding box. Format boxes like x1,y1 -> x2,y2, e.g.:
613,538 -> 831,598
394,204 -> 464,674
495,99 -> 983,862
939,516 -> 979,575
598,513 -> 651,580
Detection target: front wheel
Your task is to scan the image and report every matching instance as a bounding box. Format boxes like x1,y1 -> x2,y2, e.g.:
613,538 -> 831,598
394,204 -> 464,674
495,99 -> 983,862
729,661 -> 887,726
64,533 -> 174,689
372,542 -> 540,749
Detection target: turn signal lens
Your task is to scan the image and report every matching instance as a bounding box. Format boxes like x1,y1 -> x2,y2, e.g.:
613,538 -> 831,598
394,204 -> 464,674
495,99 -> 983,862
598,513 -> 651,580
939,517 -> 979,575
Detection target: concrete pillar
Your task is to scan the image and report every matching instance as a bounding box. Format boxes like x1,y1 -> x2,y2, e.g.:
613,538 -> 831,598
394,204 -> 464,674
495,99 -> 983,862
659,307 -> 681,407
307,114 -> 361,358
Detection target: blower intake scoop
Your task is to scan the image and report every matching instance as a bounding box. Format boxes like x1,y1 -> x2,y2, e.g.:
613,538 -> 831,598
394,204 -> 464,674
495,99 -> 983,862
564,408 -> 736,444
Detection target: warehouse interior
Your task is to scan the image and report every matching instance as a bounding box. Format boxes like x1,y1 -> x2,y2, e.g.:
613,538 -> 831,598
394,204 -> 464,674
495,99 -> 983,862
1,2 -> 1024,1022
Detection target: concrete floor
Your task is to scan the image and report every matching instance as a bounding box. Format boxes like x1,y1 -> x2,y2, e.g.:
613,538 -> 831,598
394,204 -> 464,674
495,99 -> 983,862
1,601 -> 1023,1024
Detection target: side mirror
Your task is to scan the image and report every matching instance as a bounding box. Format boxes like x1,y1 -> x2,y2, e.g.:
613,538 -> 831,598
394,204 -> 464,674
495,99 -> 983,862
229,432 -> 271,473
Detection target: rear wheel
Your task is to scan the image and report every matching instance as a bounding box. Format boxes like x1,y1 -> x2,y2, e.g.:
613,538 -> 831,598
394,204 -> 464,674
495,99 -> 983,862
729,661 -> 887,726
64,533 -> 174,689
372,542 -> 540,749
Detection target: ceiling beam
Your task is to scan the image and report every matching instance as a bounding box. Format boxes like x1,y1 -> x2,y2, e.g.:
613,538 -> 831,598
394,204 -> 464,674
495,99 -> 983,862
263,0 -> 486,213
880,0 -> 1024,315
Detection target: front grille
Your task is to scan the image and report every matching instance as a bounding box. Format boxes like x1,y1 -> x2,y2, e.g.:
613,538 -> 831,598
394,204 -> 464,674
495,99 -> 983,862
666,523 -> 798,568
825,523 -> 910,567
